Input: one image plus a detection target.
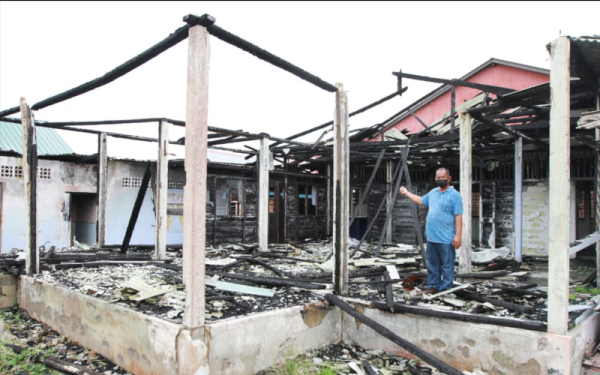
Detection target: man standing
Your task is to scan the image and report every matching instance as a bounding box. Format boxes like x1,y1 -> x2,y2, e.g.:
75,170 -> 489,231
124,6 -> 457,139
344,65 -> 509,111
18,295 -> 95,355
399,168 -> 463,294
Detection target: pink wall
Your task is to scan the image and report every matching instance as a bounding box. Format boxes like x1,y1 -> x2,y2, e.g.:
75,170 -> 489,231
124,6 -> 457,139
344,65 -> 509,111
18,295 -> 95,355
382,64 -> 549,136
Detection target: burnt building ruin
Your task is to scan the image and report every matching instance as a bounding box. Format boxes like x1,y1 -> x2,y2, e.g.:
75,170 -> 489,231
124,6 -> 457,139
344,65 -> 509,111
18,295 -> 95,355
1,13 -> 600,375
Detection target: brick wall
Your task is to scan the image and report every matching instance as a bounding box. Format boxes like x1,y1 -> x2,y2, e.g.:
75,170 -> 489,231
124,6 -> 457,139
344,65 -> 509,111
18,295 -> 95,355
0,272 -> 17,309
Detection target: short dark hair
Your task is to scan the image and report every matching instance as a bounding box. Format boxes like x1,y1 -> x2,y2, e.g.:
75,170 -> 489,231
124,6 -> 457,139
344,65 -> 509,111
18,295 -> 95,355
435,167 -> 451,177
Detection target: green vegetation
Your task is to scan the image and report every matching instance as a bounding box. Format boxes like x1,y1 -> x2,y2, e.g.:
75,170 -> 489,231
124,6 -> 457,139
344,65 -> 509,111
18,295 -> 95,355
0,307 -> 61,375
574,286 -> 600,295
262,354 -> 336,375
0,342 -> 60,375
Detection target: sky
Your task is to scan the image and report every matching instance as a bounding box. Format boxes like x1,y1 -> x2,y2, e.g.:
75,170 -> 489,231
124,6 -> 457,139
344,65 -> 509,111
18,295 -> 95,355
1,1 -> 599,160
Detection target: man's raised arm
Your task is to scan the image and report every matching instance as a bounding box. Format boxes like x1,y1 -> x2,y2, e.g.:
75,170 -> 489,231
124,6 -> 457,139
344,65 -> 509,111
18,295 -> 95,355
399,186 -> 423,205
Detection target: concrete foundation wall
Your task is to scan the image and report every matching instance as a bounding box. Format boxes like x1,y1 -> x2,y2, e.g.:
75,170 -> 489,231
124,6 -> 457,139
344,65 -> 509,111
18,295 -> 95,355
341,305 -> 600,375
206,302 -> 342,375
18,277 -> 181,375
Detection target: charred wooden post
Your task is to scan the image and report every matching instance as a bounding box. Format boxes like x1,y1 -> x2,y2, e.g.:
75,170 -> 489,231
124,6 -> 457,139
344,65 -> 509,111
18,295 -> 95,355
548,36 -> 571,335
324,294 -> 463,375
400,147 -> 425,260
182,23 -> 210,330
327,164 -> 331,236
155,121 -> 169,260
358,159 -> 404,247
375,144 -> 410,255
97,133 -> 108,246
385,159 -> 393,243
258,136 -> 270,252
20,98 -> 38,275
350,148 -> 386,226
514,136 -> 523,268
450,86 -> 456,134
333,83 -> 350,295
596,97 -> 600,288
459,113 -> 472,273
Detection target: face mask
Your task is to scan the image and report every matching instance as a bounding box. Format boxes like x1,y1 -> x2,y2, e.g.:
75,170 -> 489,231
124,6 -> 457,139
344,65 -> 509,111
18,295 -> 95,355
435,179 -> 448,188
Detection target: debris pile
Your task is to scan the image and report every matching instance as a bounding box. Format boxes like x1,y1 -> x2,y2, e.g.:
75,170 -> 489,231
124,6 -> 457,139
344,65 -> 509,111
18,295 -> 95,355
258,342 -> 490,375
8,239 -> 598,330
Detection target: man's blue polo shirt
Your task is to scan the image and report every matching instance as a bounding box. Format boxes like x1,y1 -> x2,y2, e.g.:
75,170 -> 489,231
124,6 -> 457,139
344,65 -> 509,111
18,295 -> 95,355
421,186 -> 463,244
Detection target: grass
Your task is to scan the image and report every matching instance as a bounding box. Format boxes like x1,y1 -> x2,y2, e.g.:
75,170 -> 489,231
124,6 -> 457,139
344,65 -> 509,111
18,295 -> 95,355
0,341 -> 61,375
0,307 -> 61,375
262,354 -> 336,375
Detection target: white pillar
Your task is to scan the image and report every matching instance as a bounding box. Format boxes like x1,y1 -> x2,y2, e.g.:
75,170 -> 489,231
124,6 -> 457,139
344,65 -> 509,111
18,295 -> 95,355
20,98 -> 38,275
97,133 -> 108,246
326,164 -> 331,237
459,113 -> 472,273
514,136 -> 523,264
333,83 -> 350,294
258,136 -> 270,252
155,121 -> 169,260
547,36 -> 571,335
183,24 -> 210,330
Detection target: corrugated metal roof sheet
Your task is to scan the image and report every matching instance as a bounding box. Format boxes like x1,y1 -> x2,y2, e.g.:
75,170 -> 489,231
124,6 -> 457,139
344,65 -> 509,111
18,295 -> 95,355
571,35 -> 600,80
0,121 -> 74,155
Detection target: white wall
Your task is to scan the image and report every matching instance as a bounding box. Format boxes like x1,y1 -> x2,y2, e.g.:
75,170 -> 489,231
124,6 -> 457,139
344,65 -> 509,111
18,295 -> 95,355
0,155 -> 97,253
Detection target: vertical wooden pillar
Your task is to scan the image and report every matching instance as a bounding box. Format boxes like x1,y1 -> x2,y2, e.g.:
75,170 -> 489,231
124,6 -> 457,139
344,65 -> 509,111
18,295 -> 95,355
182,24 -> 210,329
514,136 -> 523,265
97,133 -> 108,246
155,121 -> 169,260
258,136 -> 270,252
595,96 -> 600,288
385,160 -> 393,243
450,86 -> 456,134
326,164 -> 331,236
333,83 -> 350,295
458,113 -> 472,273
20,98 -> 38,275
548,36 -> 571,335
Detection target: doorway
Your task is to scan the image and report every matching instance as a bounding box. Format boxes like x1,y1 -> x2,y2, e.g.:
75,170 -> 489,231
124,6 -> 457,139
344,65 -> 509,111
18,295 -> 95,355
576,181 -> 595,239
0,182 -> 3,251
69,193 -> 98,246
268,182 -> 285,243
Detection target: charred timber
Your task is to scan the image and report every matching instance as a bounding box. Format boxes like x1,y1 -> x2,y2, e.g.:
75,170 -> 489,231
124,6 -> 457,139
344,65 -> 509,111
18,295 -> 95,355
210,271 -> 327,289
5,343 -> 103,375
121,163 -> 152,253
325,294 -> 464,375
456,270 -> 509,279
371,301 -> 546,332
271,88 -> 407,148
392,71 -> 515,95
455,290 -> 534,314
471,112 -> 549,149
30,25 -> 191,112
183,14 -> 336,93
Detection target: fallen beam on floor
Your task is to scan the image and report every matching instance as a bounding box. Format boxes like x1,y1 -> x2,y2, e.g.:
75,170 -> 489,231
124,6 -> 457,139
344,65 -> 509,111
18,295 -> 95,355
455,290 -> 534,314
324,293 -> 463,375
210,272 -> 328,289
370,301 -> 547,332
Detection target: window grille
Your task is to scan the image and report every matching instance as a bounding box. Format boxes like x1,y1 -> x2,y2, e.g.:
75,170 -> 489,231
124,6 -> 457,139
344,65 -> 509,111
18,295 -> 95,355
38,168 -> 51,179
